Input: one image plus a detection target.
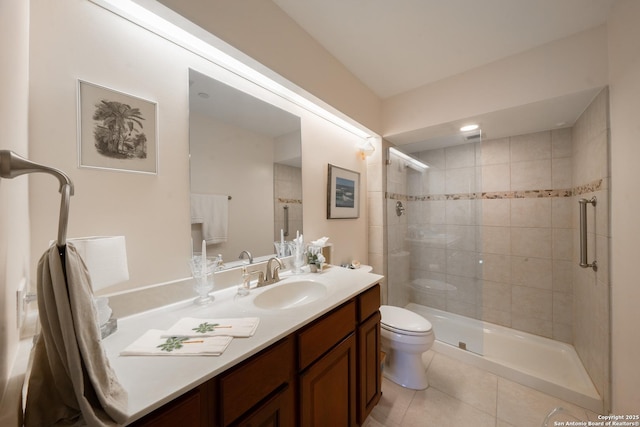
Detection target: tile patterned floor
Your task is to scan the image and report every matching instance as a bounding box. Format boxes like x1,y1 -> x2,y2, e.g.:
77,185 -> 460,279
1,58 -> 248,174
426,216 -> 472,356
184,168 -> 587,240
363,350 -> 602,427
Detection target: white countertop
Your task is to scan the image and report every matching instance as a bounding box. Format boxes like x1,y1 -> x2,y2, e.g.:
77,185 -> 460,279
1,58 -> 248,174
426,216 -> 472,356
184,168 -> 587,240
102,265 -> 383,424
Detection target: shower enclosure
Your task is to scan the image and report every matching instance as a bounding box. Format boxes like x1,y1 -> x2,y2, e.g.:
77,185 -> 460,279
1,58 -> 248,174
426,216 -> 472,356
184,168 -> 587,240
384,88 -> 611,413
387,138 -> 486,355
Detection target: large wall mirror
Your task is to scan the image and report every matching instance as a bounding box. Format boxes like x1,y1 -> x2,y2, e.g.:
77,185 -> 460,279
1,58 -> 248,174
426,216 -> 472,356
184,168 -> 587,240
189,69 -> 303,268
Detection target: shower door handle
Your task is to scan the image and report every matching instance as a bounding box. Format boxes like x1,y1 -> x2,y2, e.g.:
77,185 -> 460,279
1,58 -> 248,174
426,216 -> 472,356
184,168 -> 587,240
579,197 -> 597,271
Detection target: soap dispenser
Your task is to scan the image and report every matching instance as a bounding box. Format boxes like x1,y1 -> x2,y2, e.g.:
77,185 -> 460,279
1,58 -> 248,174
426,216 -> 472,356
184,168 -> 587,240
238,267 -> 250,296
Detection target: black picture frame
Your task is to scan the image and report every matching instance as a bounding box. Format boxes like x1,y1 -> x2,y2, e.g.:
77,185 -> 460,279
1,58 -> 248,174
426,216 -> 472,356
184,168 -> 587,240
327,164 -> 360,219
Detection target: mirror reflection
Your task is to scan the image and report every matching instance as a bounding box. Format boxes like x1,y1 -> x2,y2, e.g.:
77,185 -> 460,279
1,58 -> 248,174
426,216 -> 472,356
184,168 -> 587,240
189,69 -> 303,268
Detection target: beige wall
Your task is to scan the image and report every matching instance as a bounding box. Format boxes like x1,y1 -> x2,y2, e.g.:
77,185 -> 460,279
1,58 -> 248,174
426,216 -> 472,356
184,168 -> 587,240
27,0 -> 370,296
299,116 -> 370,267
0,0 -> 30,411
608,0 -> 640,413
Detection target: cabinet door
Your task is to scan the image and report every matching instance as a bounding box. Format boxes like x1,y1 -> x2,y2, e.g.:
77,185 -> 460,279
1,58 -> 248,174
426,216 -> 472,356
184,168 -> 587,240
299,334 -> 356,427
232,384 -> 294,427
357,311 -> 381,424
129,384 -> 210,427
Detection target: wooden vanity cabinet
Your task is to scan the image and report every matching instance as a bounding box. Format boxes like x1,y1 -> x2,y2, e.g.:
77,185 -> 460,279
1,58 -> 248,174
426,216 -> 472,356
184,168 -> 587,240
298,300 -> 357,426
297,283 -> 382,427
129,381 -> 216,427
356,284 -> 382,424
126,284 -> 381,427
218,337 -> 295,427
228,383 -> 294,427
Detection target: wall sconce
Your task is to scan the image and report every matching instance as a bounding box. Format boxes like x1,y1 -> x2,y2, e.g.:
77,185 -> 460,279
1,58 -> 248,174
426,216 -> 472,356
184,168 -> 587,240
357,137 -> 376,160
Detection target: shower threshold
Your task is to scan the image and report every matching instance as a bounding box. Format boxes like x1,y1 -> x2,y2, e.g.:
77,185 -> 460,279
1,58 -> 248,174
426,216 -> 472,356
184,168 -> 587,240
406,303 -> 603,414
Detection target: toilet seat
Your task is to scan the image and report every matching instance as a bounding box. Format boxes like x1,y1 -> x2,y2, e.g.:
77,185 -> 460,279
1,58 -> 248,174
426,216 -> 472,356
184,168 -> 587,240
380,305 -> 432,336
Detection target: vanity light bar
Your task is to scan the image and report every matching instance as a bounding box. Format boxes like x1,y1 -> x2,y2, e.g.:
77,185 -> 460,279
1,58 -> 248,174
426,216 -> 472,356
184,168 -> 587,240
91,0 -> 372,140
388,147 -> 429,171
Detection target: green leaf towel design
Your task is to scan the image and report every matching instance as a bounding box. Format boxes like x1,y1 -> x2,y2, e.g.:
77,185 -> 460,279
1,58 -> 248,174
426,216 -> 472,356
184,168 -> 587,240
192,322 -> 220,334
157,336 -> 188,352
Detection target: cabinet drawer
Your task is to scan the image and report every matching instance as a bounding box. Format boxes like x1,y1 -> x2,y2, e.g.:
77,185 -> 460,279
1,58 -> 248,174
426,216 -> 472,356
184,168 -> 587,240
129,386 -> 205,427
220,337 -> 294,426
357,284 -> 380,323
231,384 -> 294,427
298,301 -> 356,371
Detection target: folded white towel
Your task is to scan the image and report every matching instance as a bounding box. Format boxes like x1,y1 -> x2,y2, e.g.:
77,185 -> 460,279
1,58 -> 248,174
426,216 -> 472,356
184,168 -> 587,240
120,329 -> 232,356
161,317 -> 260,338
191,194 -> 228,244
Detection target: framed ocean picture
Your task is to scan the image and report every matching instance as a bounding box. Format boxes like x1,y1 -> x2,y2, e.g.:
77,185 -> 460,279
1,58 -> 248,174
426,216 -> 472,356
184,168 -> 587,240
327,164 -> 360,219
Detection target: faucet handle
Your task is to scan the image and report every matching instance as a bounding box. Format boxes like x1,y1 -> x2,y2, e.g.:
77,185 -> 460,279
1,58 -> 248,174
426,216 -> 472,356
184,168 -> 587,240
272,264 -> 282,282
251,270 -> 265,286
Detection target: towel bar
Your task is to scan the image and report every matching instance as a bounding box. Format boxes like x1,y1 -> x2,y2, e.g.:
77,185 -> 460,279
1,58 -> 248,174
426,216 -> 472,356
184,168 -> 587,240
0,150 -> 74,247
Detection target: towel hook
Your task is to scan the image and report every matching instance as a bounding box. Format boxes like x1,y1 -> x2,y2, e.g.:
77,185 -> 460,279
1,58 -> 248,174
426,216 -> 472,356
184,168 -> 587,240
0,150 -> 74,247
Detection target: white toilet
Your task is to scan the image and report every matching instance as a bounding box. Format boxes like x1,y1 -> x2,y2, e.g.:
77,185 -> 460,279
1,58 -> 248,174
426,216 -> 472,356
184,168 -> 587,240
380,305 -> 435,390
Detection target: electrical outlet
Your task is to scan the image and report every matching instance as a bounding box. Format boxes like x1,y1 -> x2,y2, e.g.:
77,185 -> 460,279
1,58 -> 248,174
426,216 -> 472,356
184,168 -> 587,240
16,278 -> 27,328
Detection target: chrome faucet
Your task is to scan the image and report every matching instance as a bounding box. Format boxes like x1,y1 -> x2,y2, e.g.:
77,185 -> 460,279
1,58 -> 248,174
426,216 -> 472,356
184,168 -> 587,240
258,257 -> 283,286
239,250 -> 253,264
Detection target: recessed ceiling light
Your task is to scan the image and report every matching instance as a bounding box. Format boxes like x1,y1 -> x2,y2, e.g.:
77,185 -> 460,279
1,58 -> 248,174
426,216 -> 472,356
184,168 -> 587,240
460,124 -> 479,132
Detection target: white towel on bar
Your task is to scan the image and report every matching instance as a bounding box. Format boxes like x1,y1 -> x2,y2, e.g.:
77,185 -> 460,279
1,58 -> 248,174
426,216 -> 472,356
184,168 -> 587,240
190,193 -> 228,244
120,329 -> 233,356
161,317 -> 260,338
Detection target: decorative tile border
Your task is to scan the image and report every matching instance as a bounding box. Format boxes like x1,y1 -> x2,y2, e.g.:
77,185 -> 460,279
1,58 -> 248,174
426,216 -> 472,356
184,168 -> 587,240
573,179 -> 604,196
277,198 -> 303,204
386,179 -> 603,201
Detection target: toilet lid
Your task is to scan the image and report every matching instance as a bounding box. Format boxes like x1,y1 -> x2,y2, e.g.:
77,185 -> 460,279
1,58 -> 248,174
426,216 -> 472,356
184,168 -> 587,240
380,305 -> 432,334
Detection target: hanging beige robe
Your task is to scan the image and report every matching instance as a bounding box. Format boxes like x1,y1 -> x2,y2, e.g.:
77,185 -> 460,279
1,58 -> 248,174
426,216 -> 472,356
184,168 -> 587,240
25,243 -> 128,426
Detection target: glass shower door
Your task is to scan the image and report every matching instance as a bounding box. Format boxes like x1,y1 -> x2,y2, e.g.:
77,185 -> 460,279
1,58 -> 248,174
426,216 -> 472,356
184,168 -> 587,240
386,138 -> 485,355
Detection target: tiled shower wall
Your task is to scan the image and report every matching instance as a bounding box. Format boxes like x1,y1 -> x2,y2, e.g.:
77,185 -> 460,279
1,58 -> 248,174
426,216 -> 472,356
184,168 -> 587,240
273,164 -> 303,241
390,127 -> 577,342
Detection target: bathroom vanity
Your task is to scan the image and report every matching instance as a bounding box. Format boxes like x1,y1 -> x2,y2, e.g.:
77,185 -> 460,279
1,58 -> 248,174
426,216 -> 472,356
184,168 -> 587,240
103,266 -> 382,426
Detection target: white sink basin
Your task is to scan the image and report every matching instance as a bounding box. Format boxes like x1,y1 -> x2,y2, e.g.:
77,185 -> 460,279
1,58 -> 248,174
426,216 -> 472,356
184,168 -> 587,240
252,280 -> 327,310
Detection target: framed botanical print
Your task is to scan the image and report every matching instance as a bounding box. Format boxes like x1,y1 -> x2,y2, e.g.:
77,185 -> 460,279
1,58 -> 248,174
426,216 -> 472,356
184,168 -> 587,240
78,80 -> 158,174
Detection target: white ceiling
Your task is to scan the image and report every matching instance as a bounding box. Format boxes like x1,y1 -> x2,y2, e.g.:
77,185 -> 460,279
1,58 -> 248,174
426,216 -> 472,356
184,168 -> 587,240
271,0 -> 614,150
272,0 -> 614,99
